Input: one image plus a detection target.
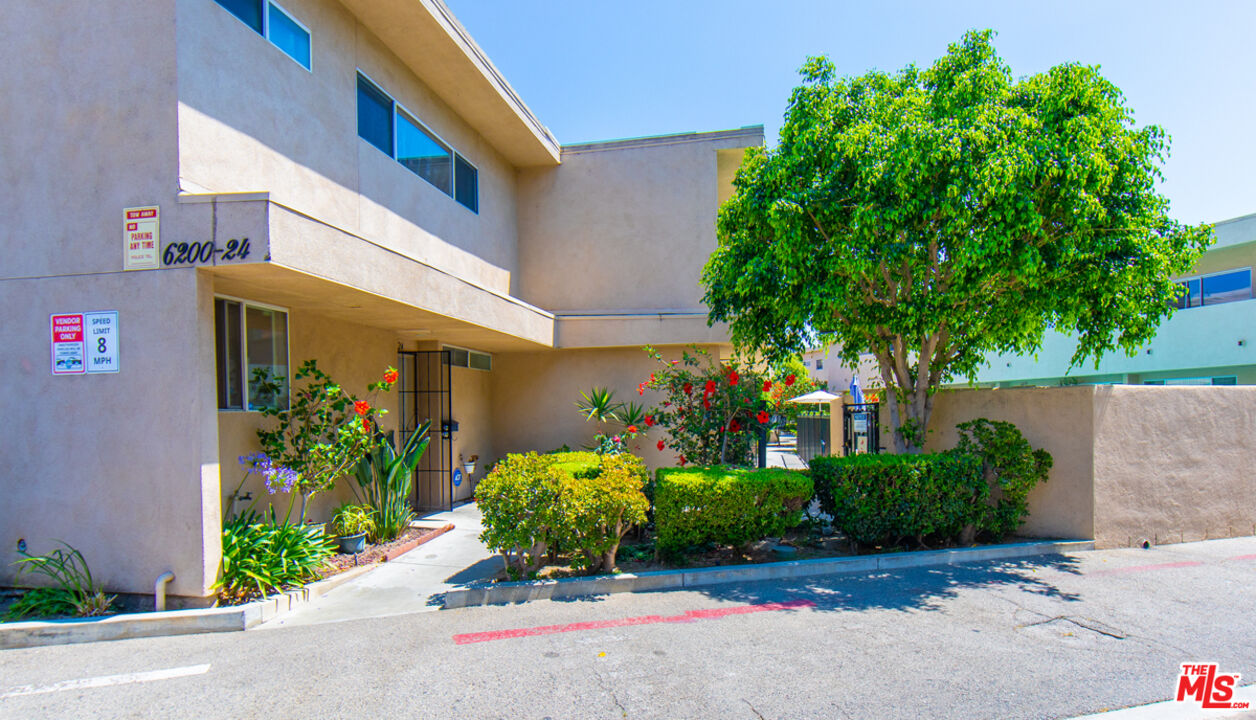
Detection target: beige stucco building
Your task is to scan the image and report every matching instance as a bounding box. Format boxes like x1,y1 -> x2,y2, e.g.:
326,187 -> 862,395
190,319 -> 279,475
0,0 -> 759,603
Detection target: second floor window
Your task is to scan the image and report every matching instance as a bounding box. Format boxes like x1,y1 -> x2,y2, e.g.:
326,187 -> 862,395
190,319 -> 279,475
357,73 -> 480,214
213,0 -> 311,70
1172,268 -> 1252,310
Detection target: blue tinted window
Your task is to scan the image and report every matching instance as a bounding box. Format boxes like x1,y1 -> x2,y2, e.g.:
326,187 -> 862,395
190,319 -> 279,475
455,154 -> 478,213
267,3 -> 310,69
397,110 -> 452,194
357,76 -> 393,156
1173,278 -> 1201,309
215,0 -> 263,33
1202,269 -> 1251,306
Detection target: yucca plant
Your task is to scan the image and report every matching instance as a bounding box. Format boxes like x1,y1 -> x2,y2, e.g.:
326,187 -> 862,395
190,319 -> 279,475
352,420 -> 431,543
4,542 -> 114,621
576,387 -> 623,423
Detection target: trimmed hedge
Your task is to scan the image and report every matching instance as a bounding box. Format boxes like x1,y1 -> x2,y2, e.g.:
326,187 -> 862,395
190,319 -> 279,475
654,467 -> 813,555
809,453 -> 983,546
477,452 -> 649,577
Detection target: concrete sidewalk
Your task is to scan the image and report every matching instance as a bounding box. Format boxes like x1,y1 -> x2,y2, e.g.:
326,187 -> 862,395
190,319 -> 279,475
258,503 -> 502,629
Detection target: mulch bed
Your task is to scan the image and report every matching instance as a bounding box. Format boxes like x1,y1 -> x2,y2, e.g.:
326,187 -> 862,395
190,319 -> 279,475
317,524 -> 452,579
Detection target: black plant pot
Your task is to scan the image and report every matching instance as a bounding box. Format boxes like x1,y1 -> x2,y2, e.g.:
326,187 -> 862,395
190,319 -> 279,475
337,532 -> 367,554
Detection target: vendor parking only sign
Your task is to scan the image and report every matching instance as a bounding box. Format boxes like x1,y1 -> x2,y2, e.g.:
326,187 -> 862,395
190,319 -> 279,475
51,311 -> 119,375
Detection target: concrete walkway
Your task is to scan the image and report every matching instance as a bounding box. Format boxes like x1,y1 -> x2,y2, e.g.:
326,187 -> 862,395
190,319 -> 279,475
259,502 -> 502,629
767,433 -> 807,469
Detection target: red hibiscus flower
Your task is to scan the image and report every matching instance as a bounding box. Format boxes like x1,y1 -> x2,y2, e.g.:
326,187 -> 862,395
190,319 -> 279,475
728,419 -> 742,432
763,380 -> 772,392
656,439 -> 665,451
644,415 -> 655,427
678,455 -> 687,467
785,374 -> 796,387
704,379 -> 717,394
382,369 -> 398,384
683,383 -> 692,394
757,410 -> 770,424
354,401 -> 371,416
626,425 -> 639,434
702,397 -> 711,410
728,370 -> 739,386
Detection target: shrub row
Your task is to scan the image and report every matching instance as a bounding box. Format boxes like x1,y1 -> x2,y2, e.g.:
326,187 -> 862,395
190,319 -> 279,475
654,467 -> 813,555
809,419 -> 1052,546
476,452 -> 648,578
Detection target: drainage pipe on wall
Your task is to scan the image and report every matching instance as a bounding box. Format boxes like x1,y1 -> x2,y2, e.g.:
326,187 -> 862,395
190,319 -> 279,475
154,572 -> 175,612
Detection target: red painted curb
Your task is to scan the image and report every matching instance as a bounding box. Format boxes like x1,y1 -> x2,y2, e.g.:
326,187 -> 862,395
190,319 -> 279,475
1087,560 -> 1203,577
382,523 -> 456,563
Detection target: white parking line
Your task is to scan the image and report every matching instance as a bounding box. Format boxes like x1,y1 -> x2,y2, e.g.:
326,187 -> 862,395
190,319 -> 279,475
0,664 -> 211,699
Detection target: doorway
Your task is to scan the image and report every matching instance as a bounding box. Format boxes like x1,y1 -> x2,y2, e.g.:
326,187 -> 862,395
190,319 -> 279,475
398,350 -> 453,512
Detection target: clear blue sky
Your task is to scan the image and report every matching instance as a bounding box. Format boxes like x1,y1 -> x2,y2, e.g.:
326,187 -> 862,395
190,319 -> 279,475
445,0 -> 1255,225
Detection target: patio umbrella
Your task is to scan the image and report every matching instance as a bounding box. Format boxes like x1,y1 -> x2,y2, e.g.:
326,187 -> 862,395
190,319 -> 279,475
849,376 -> 865,404
785,390 -> 840,404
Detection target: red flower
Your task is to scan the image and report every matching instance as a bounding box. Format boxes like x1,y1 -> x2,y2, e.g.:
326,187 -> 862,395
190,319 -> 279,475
637,382 -> 646,396
757,410 -> 770,424
656,439 -> 665,451
644,415 -> 655,427
361,417 -> 370,434
382,369 -> 398,384
662,401 -> 671,408
785,374 -> 796,387
763,380 -> 772,392
626,425 -> 639,434
670,360 -> 679,365
354,401 -> 371,416
728,370 -> 739,386
612,435 -> 622,443
683,383 -> 692,395
678,455 -> 687,467
703,397 -> 712,410
704,380 -> 717,394
728,419 -> 742,433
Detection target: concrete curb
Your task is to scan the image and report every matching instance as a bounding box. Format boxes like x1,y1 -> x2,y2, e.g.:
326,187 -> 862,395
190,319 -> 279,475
441,539 -> 1095,609
0,525 -> 453,650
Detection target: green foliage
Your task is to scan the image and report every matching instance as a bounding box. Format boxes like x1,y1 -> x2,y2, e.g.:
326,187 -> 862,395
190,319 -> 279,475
809,454 -> 984,546
575,387 -> 646,454
475,453 -> 565,579
3,542 -> 114,621
704,30 -> 1213,453
477,452 -> 651,577
352,420 -> 431,543
330,504 -> 377,538
215,510 -> 335,604
257,360 -> 399,522
766,360 -> 829,425
952,418 -> 1053,538
642,345 -> 770,467
653,467 -> 813,556
556,453 -> 650,573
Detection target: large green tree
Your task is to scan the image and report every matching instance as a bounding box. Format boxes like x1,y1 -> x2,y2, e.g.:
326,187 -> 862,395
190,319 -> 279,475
704,30 -> 1212,454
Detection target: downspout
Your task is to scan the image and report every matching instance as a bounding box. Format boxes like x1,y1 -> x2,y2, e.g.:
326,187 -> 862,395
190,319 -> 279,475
154,572 -> 175,612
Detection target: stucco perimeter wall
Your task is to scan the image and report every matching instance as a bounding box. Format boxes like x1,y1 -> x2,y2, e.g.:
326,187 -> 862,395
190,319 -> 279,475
924,387 -> 1097,541
216,308 -> 403,526
0,270 -> 219,599
489,346 -> 724,470
1089,386 -> 1256,547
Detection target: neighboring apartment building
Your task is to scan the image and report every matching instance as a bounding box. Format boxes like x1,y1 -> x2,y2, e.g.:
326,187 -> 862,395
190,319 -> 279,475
0,0 -> 760,603
806,212 -> 1256,395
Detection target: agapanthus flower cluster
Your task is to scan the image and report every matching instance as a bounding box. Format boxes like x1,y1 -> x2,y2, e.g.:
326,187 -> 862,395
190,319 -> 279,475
239,452 -> 300,494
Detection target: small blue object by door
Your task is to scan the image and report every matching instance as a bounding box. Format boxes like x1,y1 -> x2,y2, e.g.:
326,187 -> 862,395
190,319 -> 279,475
452,468 -> 463,487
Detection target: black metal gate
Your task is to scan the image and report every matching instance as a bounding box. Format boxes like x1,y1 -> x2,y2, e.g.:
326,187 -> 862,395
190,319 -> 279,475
795,414 -> 830,464
398,350 -> 453,513
843,402 -> 880,455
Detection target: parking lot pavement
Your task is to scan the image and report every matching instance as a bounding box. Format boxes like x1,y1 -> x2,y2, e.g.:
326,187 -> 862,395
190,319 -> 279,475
1,537 -> 1253,719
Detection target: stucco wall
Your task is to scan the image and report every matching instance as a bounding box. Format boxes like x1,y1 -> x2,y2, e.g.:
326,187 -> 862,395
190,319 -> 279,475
515,131 -> 760,312
175,0 -> 519,295
450,366 -> 493,502
0,269 -> 220,600
1089,385 -> 1256,546
489,346 -> 726,470
921,385 -> 1256,547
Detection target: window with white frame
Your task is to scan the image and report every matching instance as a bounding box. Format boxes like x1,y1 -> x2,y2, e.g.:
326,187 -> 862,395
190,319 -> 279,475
213,0 -> 311,70
215,298 -> 290,410
356,73 -> 480,213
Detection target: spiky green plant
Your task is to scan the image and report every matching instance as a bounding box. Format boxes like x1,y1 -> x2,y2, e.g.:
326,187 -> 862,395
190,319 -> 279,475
352,420 -> 431,542
4,542 -> 114,621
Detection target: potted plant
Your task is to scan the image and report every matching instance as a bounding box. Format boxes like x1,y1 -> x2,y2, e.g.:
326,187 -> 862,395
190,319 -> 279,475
461,453 -> 479,477
330,504 -> 376,554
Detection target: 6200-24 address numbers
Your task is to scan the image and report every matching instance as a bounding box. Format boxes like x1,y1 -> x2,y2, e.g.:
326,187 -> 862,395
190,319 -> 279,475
162,238 -> 252,266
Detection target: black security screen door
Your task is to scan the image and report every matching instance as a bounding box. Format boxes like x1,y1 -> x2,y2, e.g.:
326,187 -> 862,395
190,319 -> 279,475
843,402 -> 881,456
398,350 -> 453,513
